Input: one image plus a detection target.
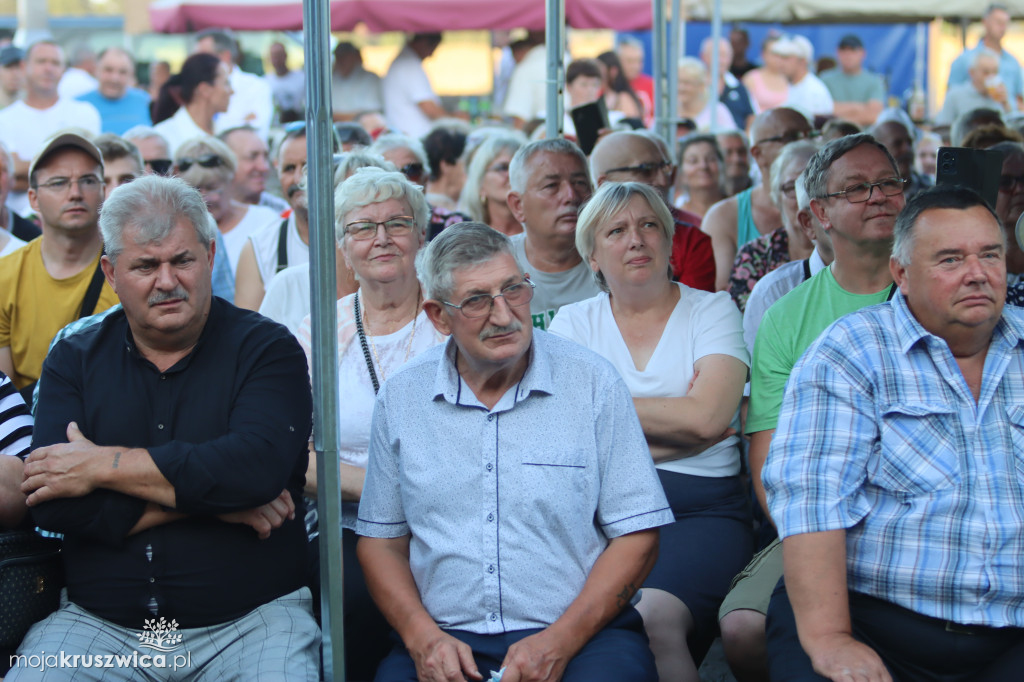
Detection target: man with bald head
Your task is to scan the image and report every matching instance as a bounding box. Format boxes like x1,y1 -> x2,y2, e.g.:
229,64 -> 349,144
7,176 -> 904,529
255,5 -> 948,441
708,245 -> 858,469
590,130 -> 715,291
703,107 -> 812,290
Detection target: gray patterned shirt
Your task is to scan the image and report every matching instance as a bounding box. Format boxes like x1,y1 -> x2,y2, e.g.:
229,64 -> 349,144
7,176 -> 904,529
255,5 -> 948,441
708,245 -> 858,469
357,330 -> 672,634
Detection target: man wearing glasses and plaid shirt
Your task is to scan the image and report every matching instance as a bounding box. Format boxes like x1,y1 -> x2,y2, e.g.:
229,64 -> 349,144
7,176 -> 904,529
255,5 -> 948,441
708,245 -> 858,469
719,133 -> 907,681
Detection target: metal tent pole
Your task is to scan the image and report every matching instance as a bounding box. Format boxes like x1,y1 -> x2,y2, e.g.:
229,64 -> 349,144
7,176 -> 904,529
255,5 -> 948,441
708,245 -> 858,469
545,0 -> 566,140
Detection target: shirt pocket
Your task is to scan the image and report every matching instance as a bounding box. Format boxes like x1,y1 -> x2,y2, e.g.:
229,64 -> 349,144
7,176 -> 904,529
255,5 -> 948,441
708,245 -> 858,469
872,402 -> 961,496
1006,404 -> 1024,477
516,450 -> 591,528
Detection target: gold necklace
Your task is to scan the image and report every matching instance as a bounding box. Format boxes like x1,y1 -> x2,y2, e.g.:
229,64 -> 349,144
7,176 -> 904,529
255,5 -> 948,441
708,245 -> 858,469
362,290 -> 421,382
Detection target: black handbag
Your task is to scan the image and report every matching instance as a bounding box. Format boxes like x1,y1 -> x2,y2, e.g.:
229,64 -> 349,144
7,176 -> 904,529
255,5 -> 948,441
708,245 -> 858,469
0,530 -> 63,651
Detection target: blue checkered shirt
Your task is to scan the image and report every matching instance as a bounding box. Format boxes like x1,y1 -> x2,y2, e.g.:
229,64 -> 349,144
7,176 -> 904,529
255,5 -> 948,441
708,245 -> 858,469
764,291 -> 1024,627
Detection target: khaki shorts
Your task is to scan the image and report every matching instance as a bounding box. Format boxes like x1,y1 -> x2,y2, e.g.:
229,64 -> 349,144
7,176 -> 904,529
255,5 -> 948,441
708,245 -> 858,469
718,537 -> 783,620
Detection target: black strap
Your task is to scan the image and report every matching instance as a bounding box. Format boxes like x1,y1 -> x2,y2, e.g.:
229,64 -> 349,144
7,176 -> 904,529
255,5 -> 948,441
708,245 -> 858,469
886,282 -> 897,301
78,254 -> 105,320
801,258 -> 812,282
353,293 -> 380,394
275,219 -> 290,274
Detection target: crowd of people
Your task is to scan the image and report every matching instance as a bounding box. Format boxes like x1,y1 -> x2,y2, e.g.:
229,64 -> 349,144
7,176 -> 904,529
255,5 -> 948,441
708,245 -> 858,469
0,14 -> 1023,682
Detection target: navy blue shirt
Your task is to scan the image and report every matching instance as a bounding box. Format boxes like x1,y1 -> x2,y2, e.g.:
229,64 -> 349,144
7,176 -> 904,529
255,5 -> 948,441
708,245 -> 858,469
31,297 -> 312,628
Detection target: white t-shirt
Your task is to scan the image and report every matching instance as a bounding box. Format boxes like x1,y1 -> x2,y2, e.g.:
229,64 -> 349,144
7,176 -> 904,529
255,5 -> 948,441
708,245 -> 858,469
510,233 -> 600,330
219,204 -> 280,274
58,68 -> 98,100
247,213 -> 308,287
154,106 -> 209,157
382,46 -> 438,138
215,66 -> 274,141
265,69 -> 305,114
258,262 -> 310,335
331,66 -> 383,115
502,45 -> 548,123
0,230 -> 25,258
784,72 -> 835,119
0,98 -> 102,215
549,284 -> 749,477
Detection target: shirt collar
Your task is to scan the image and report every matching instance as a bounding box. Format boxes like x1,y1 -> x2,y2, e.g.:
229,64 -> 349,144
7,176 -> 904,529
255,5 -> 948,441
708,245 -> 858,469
123,295 -> 220,373
432,330 -> 555,408
892,288 -> 1024,355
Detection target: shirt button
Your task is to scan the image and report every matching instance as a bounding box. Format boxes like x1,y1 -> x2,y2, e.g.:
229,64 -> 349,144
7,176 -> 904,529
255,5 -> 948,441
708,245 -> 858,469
488,564 -> 495,573
487,415 -> 494,422
157,424 -> 164,430
489,613 -> 497,621
149,577 -> 155,583
486,463 -> 493,472
160,375 -> 166,380
487,512 -> 494,522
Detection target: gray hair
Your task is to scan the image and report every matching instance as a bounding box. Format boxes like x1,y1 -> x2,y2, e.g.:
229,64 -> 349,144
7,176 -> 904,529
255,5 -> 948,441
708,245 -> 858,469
332,150 -> 397,189
969,48 -> 1001,71
174,135 -> 237,187
508,138 -> 589,194
333,167 -> 430,244
803,133 -> 898,201
769,140 -> 818,208
417,222 -> 519,301
795,169 -> 811,211
892,185 -> 1001,266
370,133 -> 431,177
576,182 -> 674,293
123,126 -> 171,155
100,175 -> 215,264
458,134 -> 523,223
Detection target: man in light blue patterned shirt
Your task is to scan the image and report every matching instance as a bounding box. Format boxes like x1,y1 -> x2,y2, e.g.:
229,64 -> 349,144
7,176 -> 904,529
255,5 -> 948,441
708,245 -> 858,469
763,186 -> 1024,682
357,222 -> 673,682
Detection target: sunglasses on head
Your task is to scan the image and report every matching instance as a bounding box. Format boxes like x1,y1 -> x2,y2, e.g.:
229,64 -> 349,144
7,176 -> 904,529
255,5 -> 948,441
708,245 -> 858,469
148,159 -> 173,176
177,155 -> 223,173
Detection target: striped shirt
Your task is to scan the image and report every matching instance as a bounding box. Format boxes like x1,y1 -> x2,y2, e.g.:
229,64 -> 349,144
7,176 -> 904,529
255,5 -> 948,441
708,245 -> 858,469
764,291 -> 1024,627
0,371 -> 31,458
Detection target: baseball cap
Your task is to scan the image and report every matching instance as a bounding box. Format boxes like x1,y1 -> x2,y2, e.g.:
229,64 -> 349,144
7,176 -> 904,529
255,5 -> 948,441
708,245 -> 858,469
29,131 -> 104,182
0,46 -> 22,67
838,34 -> 864,50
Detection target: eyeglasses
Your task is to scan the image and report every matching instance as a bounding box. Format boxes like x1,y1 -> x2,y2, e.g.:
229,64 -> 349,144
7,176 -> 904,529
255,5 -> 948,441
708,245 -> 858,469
999,174 -> 1024,192
35,174 -> 103,194
344,215 -> 416,241
757,130 -> 818,146
177,155 -> 224,173
147,159 -> 174,176
443,277 -> 535,318
400,163 -> 425,180
604,160 -> 673,178
821,177 -> 906,203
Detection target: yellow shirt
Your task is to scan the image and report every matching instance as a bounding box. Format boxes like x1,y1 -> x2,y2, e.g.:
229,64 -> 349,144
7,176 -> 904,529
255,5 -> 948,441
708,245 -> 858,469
0,238 -> 119,389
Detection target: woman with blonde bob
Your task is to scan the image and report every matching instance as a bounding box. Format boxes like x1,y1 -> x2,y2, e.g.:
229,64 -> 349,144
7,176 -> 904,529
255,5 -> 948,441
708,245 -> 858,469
458,133 -> 524,236
549,181 -> 752,682
296,167 -> 446,679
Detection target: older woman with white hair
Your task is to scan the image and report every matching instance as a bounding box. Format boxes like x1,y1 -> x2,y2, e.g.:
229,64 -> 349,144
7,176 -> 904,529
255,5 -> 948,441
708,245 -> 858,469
677,57 -> 739,131
549,181 -> 751,682
457,133 -> 524,236
296,167 -> 446,678
173,135 -> 279,273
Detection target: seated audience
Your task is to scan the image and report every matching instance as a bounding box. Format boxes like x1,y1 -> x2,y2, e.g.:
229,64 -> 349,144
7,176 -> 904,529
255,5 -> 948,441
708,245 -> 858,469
457,132 -> 524,236
550,182 -> 751,682
93,133 -> 143,199
153,53 -> 232,155
675,133 -> 727,218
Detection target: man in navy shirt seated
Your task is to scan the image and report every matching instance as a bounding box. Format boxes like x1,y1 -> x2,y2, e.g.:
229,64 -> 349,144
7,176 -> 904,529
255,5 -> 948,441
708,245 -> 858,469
13,175 -> 319,680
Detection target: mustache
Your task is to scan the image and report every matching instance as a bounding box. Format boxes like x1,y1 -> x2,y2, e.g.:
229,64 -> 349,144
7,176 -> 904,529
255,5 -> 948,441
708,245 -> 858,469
148,286 -> 189,306
479,320 -> 522,341
286,184 -> 304,198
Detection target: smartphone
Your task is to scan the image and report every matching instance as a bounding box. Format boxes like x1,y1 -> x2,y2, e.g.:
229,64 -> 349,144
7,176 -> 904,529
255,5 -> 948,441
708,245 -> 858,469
571,98 -> 610,156
935,147 -> 1002,210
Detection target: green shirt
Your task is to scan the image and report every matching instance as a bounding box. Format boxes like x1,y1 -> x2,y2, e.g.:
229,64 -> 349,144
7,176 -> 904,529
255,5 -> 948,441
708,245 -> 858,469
746,265 -> 893,434
820,68 -> 886,104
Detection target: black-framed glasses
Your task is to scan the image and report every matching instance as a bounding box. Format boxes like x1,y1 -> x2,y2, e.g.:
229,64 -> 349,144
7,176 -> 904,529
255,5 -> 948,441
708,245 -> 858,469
35,174 -> 103,193
443,277 -> 535,318
999,174 -> 1024,192
757,130 -> 819,146
148,159 -> 173,176
177,155 -> 224,173
821,177 -> 906,204
344,215 -> 416,241
400,163 -> 425,180
604,160 -> 673,178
